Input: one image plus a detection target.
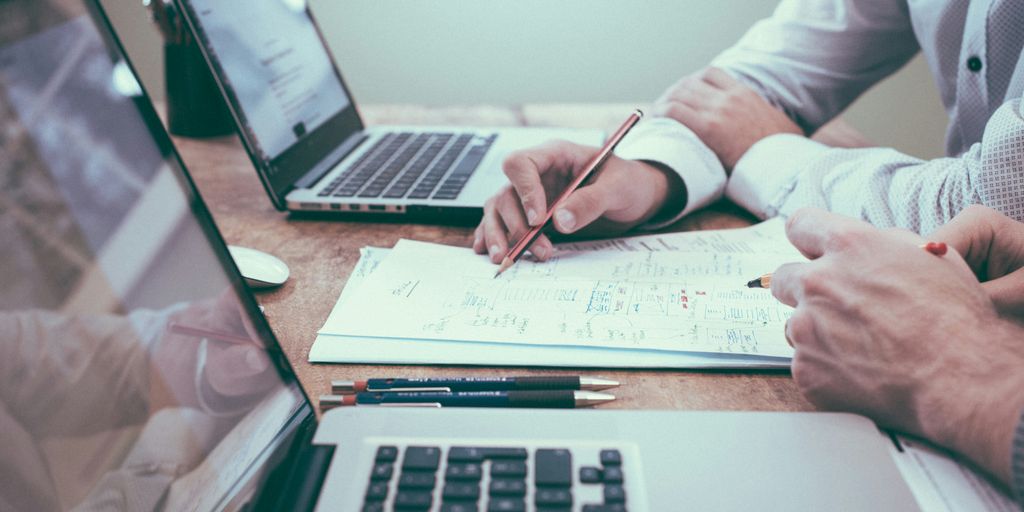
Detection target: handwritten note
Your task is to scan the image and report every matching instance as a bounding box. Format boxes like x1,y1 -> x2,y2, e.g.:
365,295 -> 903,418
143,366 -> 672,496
320,220 -> 802,357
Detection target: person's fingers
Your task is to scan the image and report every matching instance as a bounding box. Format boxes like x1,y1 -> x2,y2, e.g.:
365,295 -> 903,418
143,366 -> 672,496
481,200 -> 511,263
660,76 -> 719,108
930,205 -> 1024,280
205,344 -> 272,397
982,268 -> 1024,316
929,205 -> 996,274
699,67 -> 739,89
784,208 -> 870,260
529,234 -> 555,262
472,225 -> 486,254
769,262 -> 808,307
651,100 -> 706,132
551,175 -> 629,234
495,193 -> 532,251
503,141 -> 595,226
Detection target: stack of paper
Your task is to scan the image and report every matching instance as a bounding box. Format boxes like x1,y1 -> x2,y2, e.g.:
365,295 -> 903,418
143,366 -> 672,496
310,219 -> 804,368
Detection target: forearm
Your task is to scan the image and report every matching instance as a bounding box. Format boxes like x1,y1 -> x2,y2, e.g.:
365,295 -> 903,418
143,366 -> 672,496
728,97 -> 1024,233
0,310 -> 156,436
711,0 -> 918,133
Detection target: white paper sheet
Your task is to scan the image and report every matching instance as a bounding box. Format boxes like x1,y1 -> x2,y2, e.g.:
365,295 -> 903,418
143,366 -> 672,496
320,221 -> 801,357
309,247 -> 790,368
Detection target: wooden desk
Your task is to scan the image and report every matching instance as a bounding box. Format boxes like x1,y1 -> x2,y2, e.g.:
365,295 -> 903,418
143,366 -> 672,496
171,104 -> 814,413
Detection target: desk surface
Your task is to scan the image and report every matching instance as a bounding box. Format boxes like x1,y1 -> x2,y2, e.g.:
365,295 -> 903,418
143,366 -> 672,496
172,104 -> 814,413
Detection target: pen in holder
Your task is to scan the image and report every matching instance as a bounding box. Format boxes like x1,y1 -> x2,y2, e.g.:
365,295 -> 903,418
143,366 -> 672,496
147,0 -> 233,138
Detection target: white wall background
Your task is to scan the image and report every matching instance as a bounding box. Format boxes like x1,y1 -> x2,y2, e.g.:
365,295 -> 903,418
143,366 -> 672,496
103,0 -> 948,158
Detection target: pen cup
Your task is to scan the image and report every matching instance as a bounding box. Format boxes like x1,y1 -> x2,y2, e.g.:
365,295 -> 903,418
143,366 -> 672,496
164,39 -> 234,138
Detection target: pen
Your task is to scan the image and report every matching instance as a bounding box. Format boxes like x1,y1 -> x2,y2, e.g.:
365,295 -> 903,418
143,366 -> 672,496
167,321 -> 258,346
494,110 -> 644,278
745,241 -> 949,289
331,376 -> 620,394
318,390 -> 615,409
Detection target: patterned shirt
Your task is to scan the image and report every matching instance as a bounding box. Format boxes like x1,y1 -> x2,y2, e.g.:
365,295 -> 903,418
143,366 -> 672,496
617,0 -> 1024,235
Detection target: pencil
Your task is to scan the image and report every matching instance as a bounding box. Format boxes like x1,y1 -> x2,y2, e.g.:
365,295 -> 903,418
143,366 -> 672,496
494,109 -> 644,278
745,242 -> 948,289
167,321 -> 258,346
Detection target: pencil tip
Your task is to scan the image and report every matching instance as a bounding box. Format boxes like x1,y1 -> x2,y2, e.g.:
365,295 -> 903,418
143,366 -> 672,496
493,257 -> 513,278
746,278 -> 761,288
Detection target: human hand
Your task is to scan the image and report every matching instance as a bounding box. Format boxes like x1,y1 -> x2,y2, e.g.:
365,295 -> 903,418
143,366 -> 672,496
473,140 -> 682,263
771,208 -> 1024,486
652,67 -> 802,171
930,205 -> 1024,322
151,290 -> 276,414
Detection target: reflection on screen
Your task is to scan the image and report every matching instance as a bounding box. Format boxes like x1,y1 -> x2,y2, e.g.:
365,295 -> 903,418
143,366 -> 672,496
0,6 -> 303,512
188,0 -> 350,165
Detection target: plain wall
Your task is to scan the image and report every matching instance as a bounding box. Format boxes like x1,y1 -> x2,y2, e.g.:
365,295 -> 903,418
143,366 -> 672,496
102,0 -> 948,159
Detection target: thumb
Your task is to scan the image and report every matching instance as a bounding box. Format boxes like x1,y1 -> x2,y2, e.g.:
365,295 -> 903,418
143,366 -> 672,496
552,180 -> 619,234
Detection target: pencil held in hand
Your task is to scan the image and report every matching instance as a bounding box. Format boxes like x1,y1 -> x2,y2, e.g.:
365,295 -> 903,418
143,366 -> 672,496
745,242 -> 948,289
494,110 -> 645,278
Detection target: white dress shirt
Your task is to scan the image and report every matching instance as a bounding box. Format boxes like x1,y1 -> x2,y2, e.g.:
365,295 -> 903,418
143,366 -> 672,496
616,0 -> 1024,234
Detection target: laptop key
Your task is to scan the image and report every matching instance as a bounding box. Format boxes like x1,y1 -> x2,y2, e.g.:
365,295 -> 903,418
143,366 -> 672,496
579,466 -> 602,483
599,449 -> 622,466
403,446 -> 441,471
487,498 -> 526,512
442,482 -> 481,501
376,446 -> 398,462
602,466 -> 624,484
604,485 -> 627,504
446,462 -> 483,481
534,449 -> 572,487
449,447 -> 529,462
582,506 -> 627,512
488,478 -> 526,496
535,488 -> 572,507
394,490 -> 433,509
365,482 -> 389,501
370,463 -> 393,481
490,460 -> 527,478
398,472 -> 436,489
362,503 -> 385,512
441,503 -> 480,512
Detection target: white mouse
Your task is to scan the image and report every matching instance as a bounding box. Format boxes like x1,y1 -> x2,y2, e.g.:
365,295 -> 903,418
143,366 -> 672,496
227,245 -> 290,289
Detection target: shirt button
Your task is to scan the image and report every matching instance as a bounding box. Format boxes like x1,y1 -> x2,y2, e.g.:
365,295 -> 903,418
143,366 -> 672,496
966,56 -> 983,73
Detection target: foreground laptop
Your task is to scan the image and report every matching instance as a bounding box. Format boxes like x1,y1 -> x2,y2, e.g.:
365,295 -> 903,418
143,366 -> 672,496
174,0 -> 603,222
0,2 -> 924,510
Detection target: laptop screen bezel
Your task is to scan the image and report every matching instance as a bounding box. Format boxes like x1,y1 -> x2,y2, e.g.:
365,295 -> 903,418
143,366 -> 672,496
175,0 -> 365,210
81,1 -> 320,507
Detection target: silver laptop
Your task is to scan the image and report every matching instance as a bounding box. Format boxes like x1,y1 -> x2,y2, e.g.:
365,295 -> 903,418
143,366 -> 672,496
174,0 -> 603,222
0,2 -> 924,510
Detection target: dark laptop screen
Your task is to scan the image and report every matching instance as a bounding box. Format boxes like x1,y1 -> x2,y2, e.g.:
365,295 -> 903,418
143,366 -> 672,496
0,2 -> 308,510
179,0 -> 364,205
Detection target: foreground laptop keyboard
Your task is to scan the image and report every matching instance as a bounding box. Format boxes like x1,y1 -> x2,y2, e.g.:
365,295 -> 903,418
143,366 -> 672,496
318,131 -> 497,201
362,445 -> 628,511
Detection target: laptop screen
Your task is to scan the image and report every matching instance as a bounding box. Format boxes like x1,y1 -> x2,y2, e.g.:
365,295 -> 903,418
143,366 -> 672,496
0,2 -> 309,510
179,0 -> 364,205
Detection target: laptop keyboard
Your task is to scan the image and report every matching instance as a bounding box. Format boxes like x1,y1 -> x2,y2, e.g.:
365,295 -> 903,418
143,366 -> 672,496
362,445 -> 629,511
317,131 -> 497,201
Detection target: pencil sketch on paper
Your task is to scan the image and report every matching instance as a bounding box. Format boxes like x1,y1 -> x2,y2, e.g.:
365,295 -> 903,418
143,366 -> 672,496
320,220 -> 802,357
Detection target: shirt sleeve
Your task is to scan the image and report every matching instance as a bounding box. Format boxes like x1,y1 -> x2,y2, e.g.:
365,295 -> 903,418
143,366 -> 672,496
711,0 -> 920,134
726,96 -> 1024,234
615,117 -> 727,228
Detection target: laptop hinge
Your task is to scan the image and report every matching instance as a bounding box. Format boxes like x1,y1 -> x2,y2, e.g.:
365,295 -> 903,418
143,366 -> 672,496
293,132 -> 369,190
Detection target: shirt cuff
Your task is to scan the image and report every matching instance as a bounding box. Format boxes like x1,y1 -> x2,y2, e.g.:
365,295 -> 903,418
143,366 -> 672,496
615,117 -> 727,229
726,133 -> 831,219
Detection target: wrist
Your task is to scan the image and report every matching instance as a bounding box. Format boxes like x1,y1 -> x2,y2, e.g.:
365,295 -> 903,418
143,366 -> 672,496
919,320 -> 1024,486
637,160 -> 687,226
